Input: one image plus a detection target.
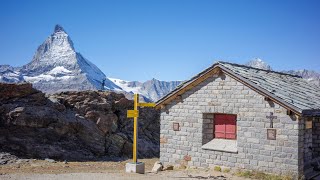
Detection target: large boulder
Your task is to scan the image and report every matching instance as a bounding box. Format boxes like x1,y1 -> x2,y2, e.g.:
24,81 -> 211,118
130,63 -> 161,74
96,113 -> 118,134
7,106 -> 59,128
0,83 -> 39,101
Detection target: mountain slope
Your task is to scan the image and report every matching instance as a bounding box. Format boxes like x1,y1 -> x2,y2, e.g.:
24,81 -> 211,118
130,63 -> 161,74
0,65 -> 24,83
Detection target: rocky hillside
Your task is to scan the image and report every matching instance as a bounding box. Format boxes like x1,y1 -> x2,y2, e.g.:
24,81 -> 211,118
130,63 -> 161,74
0,83 -> 159,161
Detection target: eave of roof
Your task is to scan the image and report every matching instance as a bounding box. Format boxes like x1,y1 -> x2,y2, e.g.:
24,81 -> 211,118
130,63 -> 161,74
155,61 -> 320,116
155,62 -> 220,108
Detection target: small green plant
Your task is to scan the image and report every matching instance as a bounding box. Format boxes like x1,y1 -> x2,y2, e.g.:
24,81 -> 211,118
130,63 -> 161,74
214,166 -> 221,172
222,168 -> 230,173
235,170 -> 253,178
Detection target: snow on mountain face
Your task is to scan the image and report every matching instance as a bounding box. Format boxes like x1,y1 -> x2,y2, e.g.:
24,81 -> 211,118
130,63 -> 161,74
0,65 -> 24,83
108,77 -> 182,101
22,25 -> 76,74
47,66 -> 72,75
109,78 -> 141,93
23,66 -> 74,83
0,25 -> 118,93
245,58 -> 272,70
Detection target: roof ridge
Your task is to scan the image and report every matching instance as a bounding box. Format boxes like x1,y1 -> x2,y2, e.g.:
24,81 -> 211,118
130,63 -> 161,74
217,61 -> 302,78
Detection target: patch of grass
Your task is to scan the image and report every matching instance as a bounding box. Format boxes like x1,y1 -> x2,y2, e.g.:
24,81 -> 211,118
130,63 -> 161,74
234,170 -> 293,180
213,166 -> 221,172
179,164 -> 187,170
235,170 -> 253,178
222,168 -> 230,173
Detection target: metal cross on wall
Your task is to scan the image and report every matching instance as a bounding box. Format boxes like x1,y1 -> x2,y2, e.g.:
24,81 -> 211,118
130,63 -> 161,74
266,112 -> 277,128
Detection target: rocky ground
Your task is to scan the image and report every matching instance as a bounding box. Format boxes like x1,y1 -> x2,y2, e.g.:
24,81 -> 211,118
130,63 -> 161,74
0,83 -> 160,161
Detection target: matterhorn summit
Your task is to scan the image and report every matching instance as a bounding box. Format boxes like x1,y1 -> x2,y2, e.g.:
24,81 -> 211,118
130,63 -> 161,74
245,58 -> 272,70
22,25 -> 77,74
0,24 -> 119,93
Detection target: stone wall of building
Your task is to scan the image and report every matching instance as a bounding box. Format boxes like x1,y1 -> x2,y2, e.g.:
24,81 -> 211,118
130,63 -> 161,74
160,72 -> 305,177
304,128 -> 313,163
313,118 -> 320,157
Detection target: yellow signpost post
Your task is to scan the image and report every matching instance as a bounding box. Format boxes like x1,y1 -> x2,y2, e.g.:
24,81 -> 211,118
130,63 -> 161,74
125,94 -> 155,174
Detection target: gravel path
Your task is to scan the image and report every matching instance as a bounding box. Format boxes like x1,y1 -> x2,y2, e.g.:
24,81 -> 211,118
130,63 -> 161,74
0,158 -> 246,180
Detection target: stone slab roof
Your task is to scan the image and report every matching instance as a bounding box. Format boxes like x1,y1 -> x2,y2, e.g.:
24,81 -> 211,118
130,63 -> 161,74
156,61 -> 320,116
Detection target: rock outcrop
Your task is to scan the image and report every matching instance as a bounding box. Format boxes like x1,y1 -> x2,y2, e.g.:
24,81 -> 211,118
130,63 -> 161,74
0,83 -> 159,161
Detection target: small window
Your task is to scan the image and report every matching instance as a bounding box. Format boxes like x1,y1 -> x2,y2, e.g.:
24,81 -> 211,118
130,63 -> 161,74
214,114 -> 237,140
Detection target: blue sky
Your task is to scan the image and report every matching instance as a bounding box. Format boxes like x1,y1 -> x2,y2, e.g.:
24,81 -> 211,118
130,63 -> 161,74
0,0 -> 319,81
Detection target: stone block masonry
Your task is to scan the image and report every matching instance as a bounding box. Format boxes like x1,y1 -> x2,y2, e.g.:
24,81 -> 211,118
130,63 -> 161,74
313,118 -> 320,157
160,72 -> 304,177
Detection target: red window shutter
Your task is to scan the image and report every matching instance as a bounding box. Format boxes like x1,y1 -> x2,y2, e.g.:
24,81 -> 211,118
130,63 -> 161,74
214,114 -> 226,139
214,114 -> 237,140
225,115 -> 237,139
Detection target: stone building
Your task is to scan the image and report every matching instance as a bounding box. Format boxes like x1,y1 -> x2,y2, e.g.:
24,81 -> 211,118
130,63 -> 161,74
155,62 -> 320,178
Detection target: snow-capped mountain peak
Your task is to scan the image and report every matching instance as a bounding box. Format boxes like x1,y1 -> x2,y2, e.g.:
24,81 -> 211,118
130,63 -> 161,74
54,24 -> 66,33
0,24 -> 119,93
22,25 -> 77,75
245,58 -> 272,70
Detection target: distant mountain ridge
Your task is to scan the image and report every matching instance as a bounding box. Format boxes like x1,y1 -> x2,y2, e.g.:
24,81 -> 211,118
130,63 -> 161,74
282,69 -> 320,87
246,59 -> 320,87
1,25 -> 319,101
109,78 -> 182,102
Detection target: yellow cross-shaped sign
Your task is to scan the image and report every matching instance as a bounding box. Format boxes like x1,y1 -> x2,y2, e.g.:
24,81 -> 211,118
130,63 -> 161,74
138,103 -> 156,107
126,94 -> 155,163
127,110 -> 139,118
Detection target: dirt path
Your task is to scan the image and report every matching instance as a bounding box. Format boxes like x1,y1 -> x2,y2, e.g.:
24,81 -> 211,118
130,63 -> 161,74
0,158 -> 246,180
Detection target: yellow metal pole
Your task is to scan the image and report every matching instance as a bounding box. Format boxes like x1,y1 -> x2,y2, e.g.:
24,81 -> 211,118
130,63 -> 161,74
133,94 -> 139,163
